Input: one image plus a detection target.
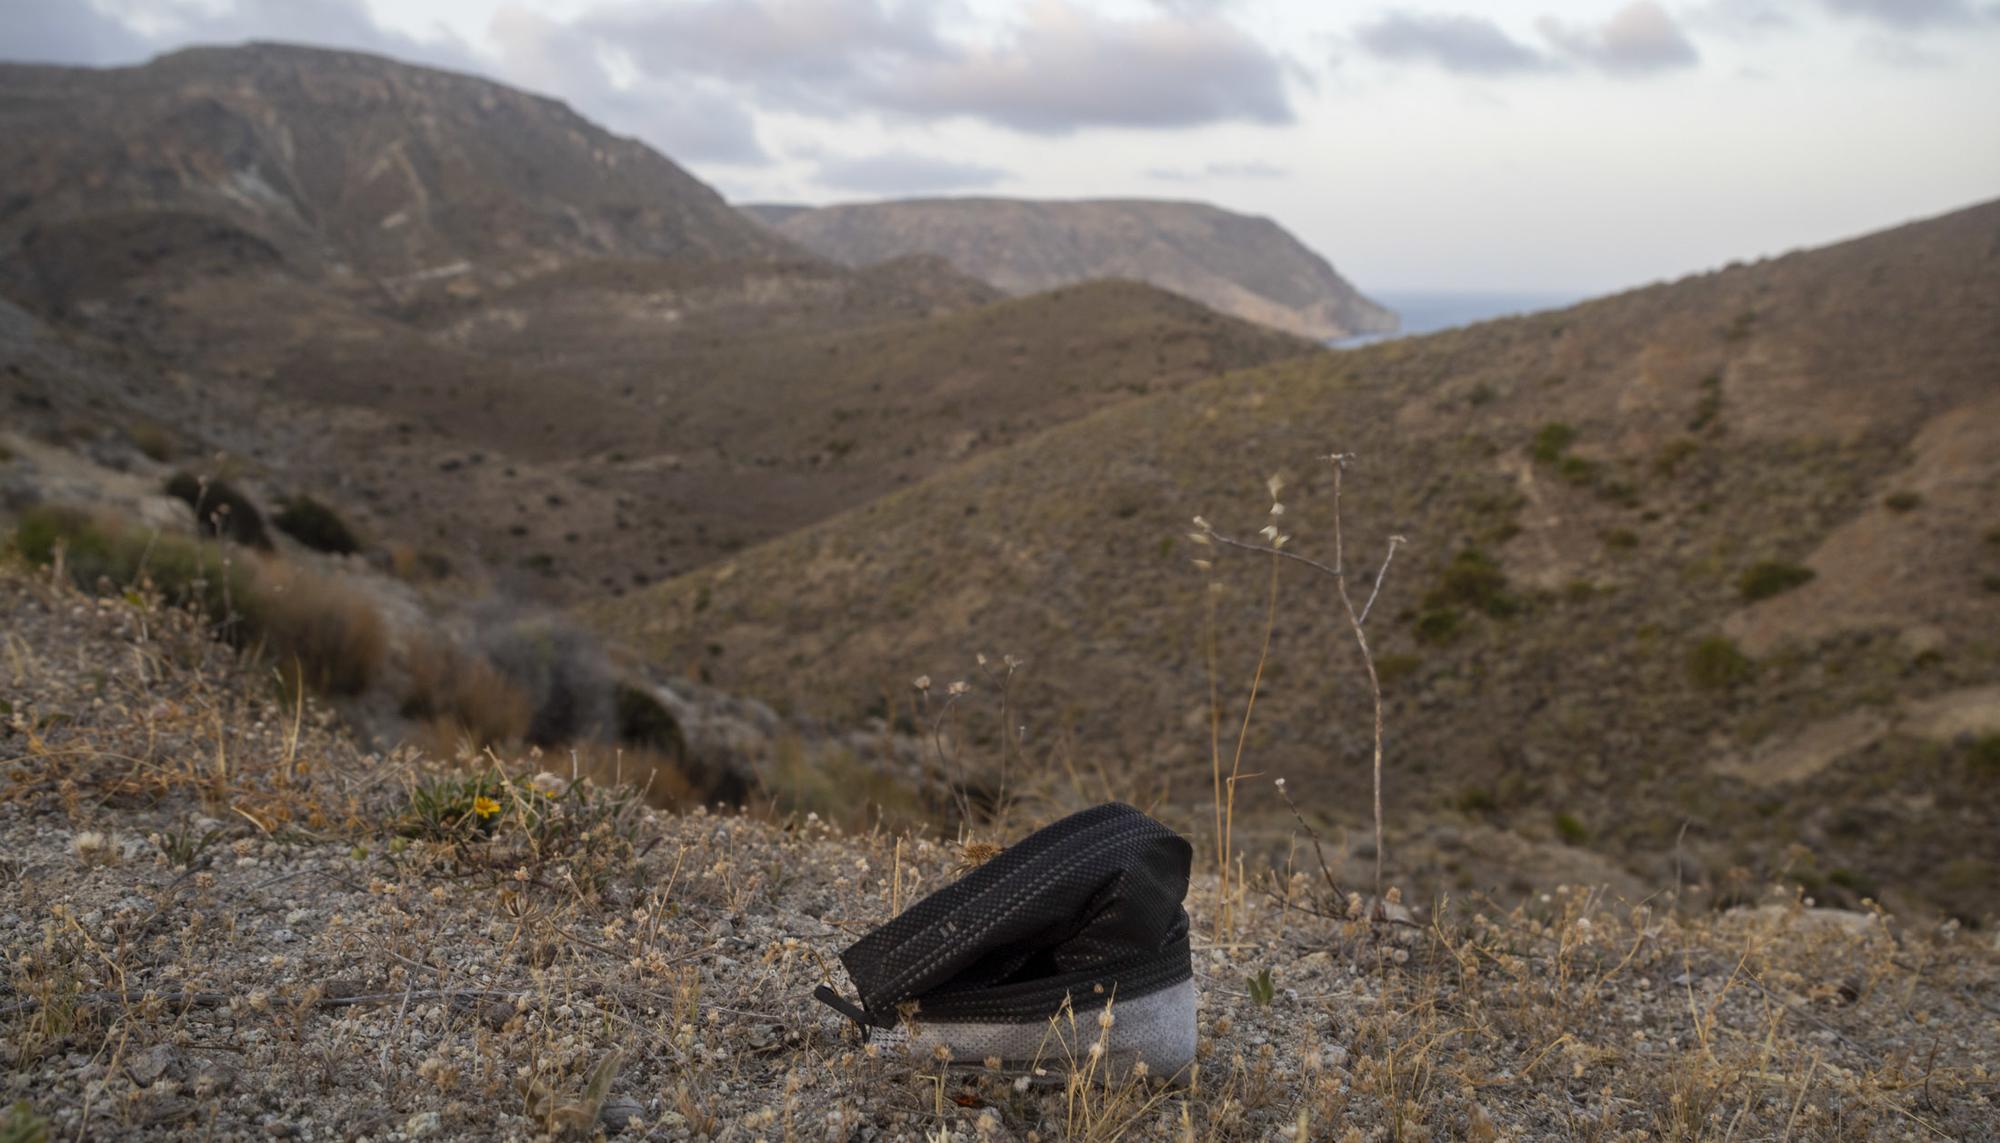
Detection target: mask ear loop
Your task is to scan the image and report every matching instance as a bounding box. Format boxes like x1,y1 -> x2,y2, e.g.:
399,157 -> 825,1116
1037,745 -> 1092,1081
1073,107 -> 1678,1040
813,984 -> 874,1040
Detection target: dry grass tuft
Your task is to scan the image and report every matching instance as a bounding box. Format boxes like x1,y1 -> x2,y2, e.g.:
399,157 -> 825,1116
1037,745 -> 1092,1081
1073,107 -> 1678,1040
401,637 -> 535,748
249,558 -> 387,696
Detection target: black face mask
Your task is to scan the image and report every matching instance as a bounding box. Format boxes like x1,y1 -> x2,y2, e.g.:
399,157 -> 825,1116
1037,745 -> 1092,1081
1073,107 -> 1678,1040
815,803 -> 1194,1032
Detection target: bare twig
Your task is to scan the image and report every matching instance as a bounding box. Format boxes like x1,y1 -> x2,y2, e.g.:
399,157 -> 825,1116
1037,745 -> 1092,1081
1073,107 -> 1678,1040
1274,777 -> 1345,906
1194,452 -> 1406,899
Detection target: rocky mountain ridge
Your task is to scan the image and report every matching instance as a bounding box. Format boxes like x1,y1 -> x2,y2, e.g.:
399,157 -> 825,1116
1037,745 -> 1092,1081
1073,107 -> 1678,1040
744,196 -> 1398,341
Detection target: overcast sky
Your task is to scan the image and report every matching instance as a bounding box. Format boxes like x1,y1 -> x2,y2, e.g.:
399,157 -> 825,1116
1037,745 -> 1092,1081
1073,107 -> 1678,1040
7,0 -> 1999,292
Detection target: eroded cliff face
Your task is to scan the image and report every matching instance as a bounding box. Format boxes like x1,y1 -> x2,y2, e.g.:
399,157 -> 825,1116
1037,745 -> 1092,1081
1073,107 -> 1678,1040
745,197 -> 1398,340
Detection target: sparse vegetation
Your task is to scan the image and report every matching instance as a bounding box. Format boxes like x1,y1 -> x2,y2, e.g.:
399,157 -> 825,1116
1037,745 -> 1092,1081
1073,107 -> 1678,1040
1529,421 -> 1577,464
1423,547 -> 1519,618
1413,607 -> 1462,645
1654,436 -> 1700,475
12,506 -> 381,694
1689,634 -> 1754,689
163,471 -> 272,549
1739,559 -> 1816,601
274,494 -> 362,554
1688,371 -> 1725,432
5,565 -> 1996,1139
1554,810 -> 1589,845
401,638 -> 534,747
126,421 -> 174,461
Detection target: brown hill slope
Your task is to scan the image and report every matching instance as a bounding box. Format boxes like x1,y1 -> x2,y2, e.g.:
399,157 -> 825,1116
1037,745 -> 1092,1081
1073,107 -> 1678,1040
0,45 -> 1310,601
746,197 -> 1398,340
588,199 -> 2000,922
0,42 -> 790,306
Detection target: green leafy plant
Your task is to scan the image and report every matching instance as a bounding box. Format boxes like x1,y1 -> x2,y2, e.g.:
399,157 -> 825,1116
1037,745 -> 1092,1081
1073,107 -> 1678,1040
1,1101 -> 50,1143
152,821 -> 228,869
1246,966 -> 1276,1008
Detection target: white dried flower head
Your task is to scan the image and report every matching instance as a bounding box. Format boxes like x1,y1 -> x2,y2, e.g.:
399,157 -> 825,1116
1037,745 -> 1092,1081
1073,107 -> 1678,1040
1267,474 -> 1285,500
1097,1009 -> 1116,1029
1191,559 -> 1213,572
1187,531 -> 1211,545
913,675 -> 931,691
1269,502 -> 1285,516
1131,1060 -> 1149,1079
1088,1041 -> 1105,1060
1003,654 -> 1021,669
1259,524 -> 1280,542
947,680 -> 971,697
1274,777 -> 1286,789
1191,515 -> 1212,531
976,652 -> 989,666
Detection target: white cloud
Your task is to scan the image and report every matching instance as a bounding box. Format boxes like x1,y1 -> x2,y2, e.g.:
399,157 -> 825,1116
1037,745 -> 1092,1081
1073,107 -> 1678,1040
1539,0 -> 1701,75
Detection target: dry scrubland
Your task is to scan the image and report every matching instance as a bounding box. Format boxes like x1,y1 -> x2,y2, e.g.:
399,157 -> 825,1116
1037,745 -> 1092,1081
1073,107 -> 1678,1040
5,568 -> 1999,1141
590,201 -> 2000,926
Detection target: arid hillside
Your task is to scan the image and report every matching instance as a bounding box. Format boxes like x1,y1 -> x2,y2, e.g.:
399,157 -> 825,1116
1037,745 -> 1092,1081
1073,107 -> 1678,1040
746,197 -> 1399,341
590,199 -> 2000,924
0,42 -> 790,304
0,45 -> 1313,602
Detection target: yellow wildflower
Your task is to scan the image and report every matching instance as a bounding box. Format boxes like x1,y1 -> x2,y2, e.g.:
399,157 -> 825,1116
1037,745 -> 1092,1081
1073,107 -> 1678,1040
472,796 -> 501,819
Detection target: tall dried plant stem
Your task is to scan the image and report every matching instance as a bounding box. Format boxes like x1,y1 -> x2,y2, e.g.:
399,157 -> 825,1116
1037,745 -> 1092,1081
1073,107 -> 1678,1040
1195,452 -> 1405,902
1326,454 -> 1399,897
1204,578 -> 1225,931
1215,553 -> 1279,940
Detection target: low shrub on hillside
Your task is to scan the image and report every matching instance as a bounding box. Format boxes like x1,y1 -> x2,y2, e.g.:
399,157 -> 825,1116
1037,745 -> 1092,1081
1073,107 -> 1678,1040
401,638 -> 534,748
1530,422 -> 1577,464
1689,634 -> 1754,689
164,471 -> 271,549
251,560 -> 386,696
13,505 -> 251,630
127,422 -> 175,462
484,619 -> 616,747
1739,560 -> 1815,602
12,506 -> 381,696
1422,547 -> 1519,619
615,682 -> 686,759
274,495 -> 362,554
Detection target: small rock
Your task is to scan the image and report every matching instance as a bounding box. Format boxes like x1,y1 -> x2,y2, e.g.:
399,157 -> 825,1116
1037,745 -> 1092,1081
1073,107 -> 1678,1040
126,1044 -> 179,1087
481,1001 -> 515,1030
599,1097 -> 644,1135
191,1062 -> 235,1098
405,1110 -> 443,1138
264,1122 -> 293,1138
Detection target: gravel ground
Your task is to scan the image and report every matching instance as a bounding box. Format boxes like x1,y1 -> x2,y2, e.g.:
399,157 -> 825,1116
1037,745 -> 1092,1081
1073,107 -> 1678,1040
5,570 -> 1998,1141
